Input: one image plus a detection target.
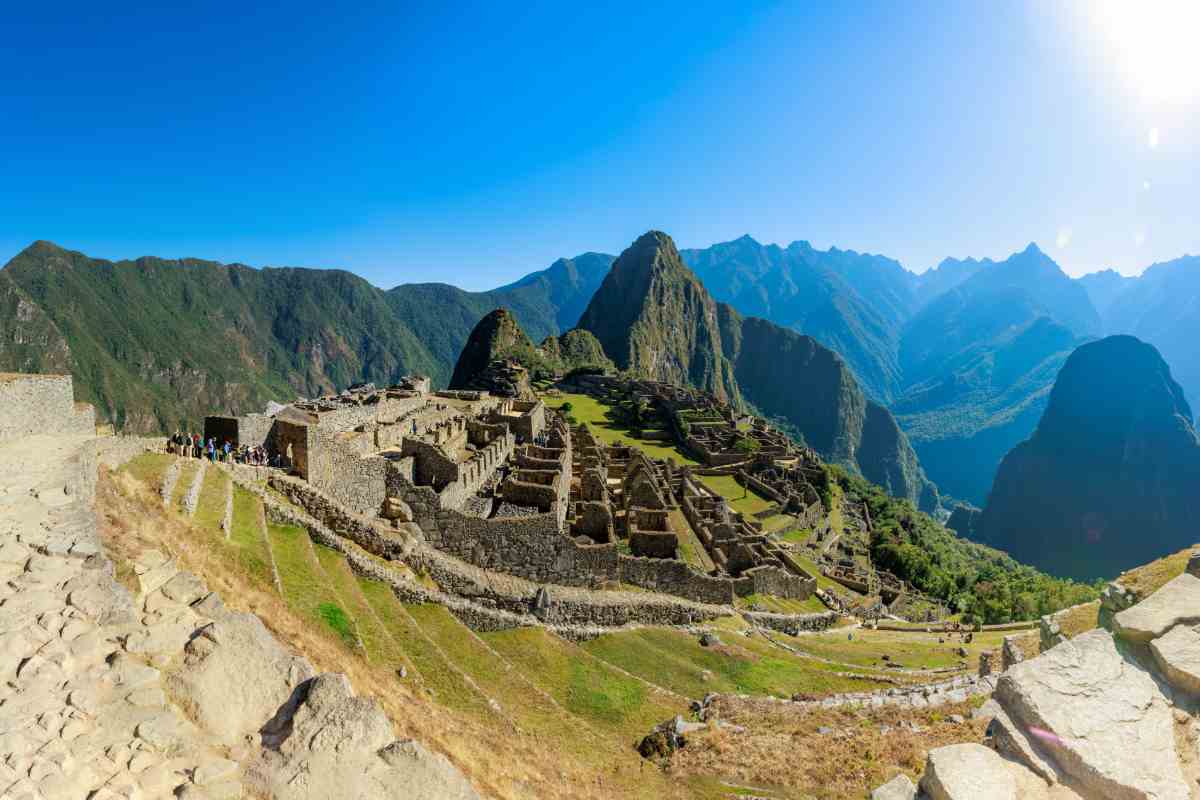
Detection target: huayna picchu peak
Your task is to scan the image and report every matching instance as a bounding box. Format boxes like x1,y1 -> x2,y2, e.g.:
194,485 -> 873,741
579,231 -> 938,510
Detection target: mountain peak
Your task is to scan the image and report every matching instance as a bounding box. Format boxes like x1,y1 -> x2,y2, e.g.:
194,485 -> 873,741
1022,242 -> 1044,257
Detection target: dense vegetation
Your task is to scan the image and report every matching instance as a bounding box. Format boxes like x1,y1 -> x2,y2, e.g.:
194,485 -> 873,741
449,308 -> 614,391
827,465 -> 1100,623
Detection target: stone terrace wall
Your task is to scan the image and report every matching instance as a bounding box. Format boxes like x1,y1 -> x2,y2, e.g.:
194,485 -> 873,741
0,373 -> 94,444
618,555 -> 735,605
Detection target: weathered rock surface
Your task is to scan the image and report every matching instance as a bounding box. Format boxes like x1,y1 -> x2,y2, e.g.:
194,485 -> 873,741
871,772 -> 918,800
250,673 -> 481,800
1149,623 -> 1200,696
1112,572 -> 1200,644
168,610 -> 316,746
994,629 -> 1190,799
0,430 -> 479,800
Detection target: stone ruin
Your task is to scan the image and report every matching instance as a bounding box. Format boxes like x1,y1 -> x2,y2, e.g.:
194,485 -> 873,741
201,374 -> 838,609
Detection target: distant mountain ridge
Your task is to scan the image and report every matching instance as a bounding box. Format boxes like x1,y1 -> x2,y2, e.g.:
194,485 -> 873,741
0,241 -> 603,432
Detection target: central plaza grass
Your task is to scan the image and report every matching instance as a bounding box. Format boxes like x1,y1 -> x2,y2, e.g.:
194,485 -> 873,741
544,392 -> 702,465
695,473 -> 774,516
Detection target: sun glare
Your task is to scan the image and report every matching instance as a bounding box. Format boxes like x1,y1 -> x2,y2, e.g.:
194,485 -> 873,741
1087,0 -> 1200,103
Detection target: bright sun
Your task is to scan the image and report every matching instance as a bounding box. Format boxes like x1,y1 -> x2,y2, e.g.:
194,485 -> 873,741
1086,0 -> 1200,103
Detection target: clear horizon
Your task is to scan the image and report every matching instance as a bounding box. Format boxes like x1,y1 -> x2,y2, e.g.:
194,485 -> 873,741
3,1 -> 1197,290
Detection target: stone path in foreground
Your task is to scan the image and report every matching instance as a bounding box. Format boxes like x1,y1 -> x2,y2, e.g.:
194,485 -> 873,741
0,435 -> 480,800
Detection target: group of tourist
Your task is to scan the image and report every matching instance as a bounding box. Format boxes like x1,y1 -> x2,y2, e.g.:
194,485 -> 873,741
167,431 -> 282,467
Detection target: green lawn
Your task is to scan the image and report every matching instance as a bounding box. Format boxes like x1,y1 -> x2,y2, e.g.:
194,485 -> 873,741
484,627 -> 680,741
544,392 -> 700,465
790,554 -> 847,593
738,592 -> 828,614
357,586 -> 496,718
170,460 -> 200,510
790,626 -> 1007,671
192,468 -> 229,532
696,474 -> 774,516
670,509 -> 716,571
228,486 -> 274,584
267,521 -> 358,649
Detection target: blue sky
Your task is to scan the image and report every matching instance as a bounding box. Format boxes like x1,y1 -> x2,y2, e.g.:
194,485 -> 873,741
2,1 -> 1197,288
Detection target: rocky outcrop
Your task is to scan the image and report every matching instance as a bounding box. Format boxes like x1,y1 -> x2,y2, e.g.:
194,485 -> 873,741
871,554 -> 1200,800
978,335 -> 1200,580
250,674 -> 480,800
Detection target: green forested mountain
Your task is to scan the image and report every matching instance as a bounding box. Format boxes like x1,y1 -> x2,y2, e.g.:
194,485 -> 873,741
893,245 -> 1098,502
579,232 -> 741,405
448,308 -> 612,392
977,335 -> 1200,580
579,231 -> 937,509
0,241 -> 601,432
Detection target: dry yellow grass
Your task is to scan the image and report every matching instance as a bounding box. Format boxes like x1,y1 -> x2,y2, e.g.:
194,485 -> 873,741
669,695 -> 987,799
1118,544 -> 1199,598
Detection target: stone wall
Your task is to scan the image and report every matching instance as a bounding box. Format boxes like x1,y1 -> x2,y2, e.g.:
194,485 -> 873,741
0,373 -> 94,444
738,564 -> 816,600
742,609 -> 838,635
617,555 -> 735,605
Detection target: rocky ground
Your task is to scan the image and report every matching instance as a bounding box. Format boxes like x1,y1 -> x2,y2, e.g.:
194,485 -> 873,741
870,554 -> 1200,799
0,434 -> 480,800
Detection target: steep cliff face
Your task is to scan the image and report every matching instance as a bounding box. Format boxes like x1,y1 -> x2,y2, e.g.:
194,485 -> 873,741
978,335 -> 1200,580
577,231 -> 740,405
724,312 -> 936,508
580,231 -> 936,509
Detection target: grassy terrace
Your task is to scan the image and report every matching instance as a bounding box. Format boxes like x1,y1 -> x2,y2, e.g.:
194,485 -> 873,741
121,452 -> 173,491
192,467 -> 229,531
579,627 -> 894,699
169,459 -> 200,510
695,473 -> 774,516
789,626 -> 1007,672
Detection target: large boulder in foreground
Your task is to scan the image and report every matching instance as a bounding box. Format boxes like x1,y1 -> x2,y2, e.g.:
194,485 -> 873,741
993,629 -> 1190,800
168,610 -> 316,746
252,673 -> 480,800
919,743 -> 1074,800
1149,622 -> 1200,696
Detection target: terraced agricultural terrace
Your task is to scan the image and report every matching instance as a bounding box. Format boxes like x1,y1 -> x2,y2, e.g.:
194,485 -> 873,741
109,444 -> 983,799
